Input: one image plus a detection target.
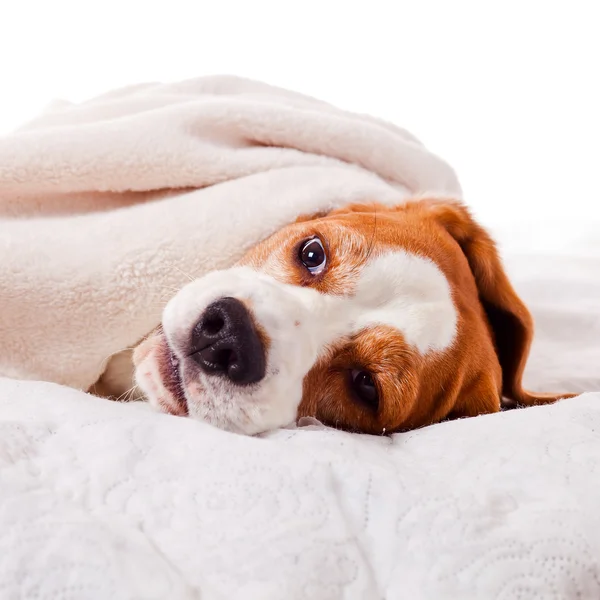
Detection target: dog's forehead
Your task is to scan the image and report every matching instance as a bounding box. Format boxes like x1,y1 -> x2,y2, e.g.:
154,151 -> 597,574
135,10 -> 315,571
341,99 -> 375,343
249,209 -> 433,267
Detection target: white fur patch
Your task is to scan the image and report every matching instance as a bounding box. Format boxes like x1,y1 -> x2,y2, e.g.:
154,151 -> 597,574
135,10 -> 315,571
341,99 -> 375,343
352,251 -> 457,353
155,251 -> 457,434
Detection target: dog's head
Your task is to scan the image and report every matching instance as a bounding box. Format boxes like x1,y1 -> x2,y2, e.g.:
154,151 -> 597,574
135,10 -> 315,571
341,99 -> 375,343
133,199 -> 570,435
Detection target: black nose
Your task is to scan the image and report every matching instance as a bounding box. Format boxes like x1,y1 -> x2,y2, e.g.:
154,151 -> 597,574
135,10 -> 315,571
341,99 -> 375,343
189,297 -> 266,385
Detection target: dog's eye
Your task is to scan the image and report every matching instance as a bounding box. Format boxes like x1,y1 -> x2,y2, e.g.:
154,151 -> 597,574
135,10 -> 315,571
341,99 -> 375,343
299,237 -> 327,274
351,369 -> 378,409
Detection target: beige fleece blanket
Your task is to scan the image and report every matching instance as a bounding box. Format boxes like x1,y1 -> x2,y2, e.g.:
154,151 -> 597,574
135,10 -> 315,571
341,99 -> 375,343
0,75 -> 460,391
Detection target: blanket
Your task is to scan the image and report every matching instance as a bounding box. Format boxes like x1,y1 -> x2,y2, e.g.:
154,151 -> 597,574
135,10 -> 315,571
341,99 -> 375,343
0,75 -> 459,390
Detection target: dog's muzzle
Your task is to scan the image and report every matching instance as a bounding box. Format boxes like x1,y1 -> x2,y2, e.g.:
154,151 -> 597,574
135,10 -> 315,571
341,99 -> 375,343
189,297 -> 266,386
150,266 -> 333,434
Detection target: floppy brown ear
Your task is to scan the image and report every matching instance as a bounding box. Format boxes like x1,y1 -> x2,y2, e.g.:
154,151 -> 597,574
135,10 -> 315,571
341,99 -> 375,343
423,198 -> 575,408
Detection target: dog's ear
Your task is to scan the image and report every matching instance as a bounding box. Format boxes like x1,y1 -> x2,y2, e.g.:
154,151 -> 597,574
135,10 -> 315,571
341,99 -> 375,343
422,198 -> 574,408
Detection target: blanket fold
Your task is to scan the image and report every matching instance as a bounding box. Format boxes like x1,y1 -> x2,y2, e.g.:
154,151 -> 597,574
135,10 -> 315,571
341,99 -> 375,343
0,75 -> 460,389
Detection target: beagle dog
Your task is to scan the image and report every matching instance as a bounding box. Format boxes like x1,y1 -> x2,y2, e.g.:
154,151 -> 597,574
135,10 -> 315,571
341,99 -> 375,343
96,199 -> 574,435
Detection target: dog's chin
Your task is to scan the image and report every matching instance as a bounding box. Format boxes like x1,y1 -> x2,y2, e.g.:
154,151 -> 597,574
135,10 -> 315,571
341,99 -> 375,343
133,332 -> 253,431
133,333 -> 189,417
133,330 -> 301,435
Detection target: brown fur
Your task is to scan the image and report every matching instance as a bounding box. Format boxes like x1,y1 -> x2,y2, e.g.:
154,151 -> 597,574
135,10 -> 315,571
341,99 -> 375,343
242,199 -> 573,433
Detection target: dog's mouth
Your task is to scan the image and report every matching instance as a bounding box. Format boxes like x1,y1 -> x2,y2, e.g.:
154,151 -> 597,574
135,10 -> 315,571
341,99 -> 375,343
157,342 -> 189,416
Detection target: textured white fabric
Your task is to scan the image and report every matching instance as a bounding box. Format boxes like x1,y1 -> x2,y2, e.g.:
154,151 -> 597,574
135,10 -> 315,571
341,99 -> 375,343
507,254 -> 600,396
0,75 -> 459,391
1,378 -> 599,600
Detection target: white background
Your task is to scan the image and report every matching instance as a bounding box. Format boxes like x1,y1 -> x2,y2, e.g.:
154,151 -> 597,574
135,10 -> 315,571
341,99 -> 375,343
1,0 -> 598,236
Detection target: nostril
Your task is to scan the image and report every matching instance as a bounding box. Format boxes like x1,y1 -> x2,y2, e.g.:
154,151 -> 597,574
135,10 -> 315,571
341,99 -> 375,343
225,349 -> 238,365
197,345 -> 239,375
214,348 -> 237,371
190,305 -> 230,354
202,314 -> 225,337
190,297 -> 266,385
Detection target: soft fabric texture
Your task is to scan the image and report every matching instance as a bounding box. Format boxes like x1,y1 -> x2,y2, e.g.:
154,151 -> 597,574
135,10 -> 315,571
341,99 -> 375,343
502,253 -> 600,396
1,77 -> 599,599
1,383 -> 600,599
0,75 -> 459,390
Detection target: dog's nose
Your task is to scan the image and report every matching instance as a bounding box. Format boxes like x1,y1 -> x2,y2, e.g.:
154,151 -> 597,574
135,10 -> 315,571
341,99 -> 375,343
189,297 -> 266,385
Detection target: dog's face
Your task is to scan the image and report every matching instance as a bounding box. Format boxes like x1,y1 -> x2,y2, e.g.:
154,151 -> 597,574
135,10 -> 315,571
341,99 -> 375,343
133,199 -> 568,435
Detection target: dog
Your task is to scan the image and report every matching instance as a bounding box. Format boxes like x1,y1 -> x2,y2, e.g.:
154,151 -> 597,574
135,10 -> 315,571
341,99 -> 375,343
95,198 -> 574,435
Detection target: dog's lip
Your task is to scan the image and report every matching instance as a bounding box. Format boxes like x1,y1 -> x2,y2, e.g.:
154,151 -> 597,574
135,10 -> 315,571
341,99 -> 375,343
162,345 -> 189,416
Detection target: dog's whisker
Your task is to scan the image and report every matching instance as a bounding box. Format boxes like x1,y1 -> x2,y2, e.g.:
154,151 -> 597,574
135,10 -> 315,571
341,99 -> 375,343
116,384 -> 139,403
126,385 -> 141,402
364,205 -> 378,263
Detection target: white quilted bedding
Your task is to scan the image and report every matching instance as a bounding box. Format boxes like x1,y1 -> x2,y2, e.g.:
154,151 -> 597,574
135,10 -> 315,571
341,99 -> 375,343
1,245 -> 599,599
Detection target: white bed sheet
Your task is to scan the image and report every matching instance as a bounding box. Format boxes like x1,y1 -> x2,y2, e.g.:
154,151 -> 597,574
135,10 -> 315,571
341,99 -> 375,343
1,380 -> 600,599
